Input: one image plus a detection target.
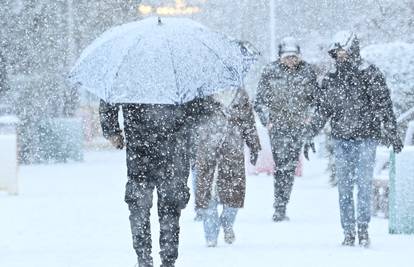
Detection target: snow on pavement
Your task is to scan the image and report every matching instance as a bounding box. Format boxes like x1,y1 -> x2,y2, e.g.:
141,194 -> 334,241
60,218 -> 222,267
1,150 -> 413,267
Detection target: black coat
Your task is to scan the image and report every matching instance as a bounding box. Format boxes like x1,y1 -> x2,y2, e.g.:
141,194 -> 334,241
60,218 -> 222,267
99,99 -> 213,207
99,100 -> 215,178
310,62 -> 399,143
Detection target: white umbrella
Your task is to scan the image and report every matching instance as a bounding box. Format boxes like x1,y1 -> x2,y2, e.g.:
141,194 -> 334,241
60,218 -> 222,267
69,17 -> 259,104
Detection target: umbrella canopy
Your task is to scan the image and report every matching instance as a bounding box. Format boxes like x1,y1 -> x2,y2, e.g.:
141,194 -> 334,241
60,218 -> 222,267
69,17 -> 259,104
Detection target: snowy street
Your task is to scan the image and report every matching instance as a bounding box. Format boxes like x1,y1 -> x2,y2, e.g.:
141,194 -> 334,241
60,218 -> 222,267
1,150 -> 413,267
2,1 -> 414,267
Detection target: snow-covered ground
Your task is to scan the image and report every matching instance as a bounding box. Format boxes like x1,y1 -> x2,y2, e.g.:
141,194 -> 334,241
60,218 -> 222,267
1,151 -> 413,267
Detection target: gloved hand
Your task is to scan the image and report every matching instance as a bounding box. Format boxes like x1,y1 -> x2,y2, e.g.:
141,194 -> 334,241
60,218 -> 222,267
108,133 -> 125,150
304,140 -> 316,160
392,137 -> 404,154
250,149 -> 260,166
165,182 -> 190,210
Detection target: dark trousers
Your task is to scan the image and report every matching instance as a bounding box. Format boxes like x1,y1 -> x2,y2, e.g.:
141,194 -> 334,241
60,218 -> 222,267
270,133 -> 303,213
125,173 -> 189,267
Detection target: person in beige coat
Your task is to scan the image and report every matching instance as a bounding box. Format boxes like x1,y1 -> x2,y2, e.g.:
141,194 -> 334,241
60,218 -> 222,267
195,89 -> 261,247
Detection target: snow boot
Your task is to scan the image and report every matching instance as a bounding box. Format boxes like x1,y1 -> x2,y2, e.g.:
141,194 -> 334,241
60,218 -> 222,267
272,209 -> 289,222
223,227 -> 236,244
341,231 -> 355,246
134,261 -> 153,267
358,226 -> 370,248
206,239 -> 217,247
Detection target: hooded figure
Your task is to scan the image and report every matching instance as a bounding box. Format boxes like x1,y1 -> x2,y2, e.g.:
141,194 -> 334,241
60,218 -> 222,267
306,31 -> 403,247
99,98 -> 213,267
254,37 -> 319,222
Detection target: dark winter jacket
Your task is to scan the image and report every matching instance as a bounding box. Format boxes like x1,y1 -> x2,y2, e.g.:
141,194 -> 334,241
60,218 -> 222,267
309,61 -> 399,143
195,89 -> 261,209
99,99 -> 214,207
254,60 -> 319,136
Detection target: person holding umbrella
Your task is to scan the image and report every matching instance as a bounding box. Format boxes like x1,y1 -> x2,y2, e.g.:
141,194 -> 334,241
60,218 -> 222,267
100,99 -> 210,266
70,17 -> 259,267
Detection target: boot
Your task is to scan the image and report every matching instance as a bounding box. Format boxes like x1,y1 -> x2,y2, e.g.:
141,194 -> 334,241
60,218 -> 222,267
341,231 -> 355,246
134,263 -> 153,267
136,260 -> 153,267
358,225 -> 370,248
223,227 -> 236,244
206,239 -> 217,247
272,208 -> 289,222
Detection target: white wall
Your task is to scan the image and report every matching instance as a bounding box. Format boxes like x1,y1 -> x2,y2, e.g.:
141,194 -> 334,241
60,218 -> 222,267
0,134 -> 18,195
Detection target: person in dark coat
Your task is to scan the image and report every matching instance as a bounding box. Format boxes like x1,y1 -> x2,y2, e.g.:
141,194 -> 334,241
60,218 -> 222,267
306,31 -> 403,247
99,99 -> 210,267
195,89 -> 261,247
254,37 -> 319,222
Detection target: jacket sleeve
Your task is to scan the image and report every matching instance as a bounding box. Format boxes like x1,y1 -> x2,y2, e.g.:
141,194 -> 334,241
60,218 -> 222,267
254,66 -> 272,127
232,90 -> 261,152
99,100 -> 122,139
366,66 -> 399,142
305,66 -> 321,107
306,77 -> 332,139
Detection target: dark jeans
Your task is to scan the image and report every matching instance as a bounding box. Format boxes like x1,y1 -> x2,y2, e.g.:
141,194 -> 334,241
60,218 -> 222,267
270,132 -> 303,213
125,172 -> 190,267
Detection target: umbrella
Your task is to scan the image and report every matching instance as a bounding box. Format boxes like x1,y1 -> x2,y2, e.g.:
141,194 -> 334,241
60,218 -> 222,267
69,17 -> 260,104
